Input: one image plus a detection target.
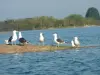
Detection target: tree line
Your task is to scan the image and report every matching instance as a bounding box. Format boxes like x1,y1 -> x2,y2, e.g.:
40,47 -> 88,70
0,7 -> 100,31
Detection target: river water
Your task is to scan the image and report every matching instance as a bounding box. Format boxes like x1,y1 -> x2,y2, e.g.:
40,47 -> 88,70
0,26 -> 100,75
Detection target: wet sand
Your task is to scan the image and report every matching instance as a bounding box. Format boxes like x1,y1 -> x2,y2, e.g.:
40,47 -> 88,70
0,44 -> 99,54
0,44 -> 73,54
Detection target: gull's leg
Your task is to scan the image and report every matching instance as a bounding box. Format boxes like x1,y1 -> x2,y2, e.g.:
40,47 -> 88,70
43,42 -> 44,46
15,42 -> 16,45
39,42 -> 41,46
58,43 -> 59,47
12,41 -> 13,45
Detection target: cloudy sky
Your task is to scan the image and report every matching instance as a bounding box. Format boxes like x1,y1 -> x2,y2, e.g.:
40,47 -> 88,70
0,0 -> 100,20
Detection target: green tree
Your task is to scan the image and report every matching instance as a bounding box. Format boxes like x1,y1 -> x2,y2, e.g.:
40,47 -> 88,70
65,14 -> 84,26
85,7 -> 100,20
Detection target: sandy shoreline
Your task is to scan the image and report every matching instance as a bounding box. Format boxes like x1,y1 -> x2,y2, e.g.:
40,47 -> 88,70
0,44 -> 100,54
0,44 -> 73,54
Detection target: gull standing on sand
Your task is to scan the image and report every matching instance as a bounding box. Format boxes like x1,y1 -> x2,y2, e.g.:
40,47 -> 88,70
39,32 -> 44,46
53,33 -> 65,47
18,32 -> 28,45
5,30 -> 18,45
11,30 -> 18,45
74,37 -> 80,47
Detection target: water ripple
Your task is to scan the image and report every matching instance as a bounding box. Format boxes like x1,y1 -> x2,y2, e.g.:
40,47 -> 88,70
0,27 -> 100,75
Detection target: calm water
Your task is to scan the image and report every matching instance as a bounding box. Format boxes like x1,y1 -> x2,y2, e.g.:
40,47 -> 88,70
0,26 -> 100,75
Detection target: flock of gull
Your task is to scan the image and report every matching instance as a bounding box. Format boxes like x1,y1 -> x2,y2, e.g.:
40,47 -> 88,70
5,30 -> 80,47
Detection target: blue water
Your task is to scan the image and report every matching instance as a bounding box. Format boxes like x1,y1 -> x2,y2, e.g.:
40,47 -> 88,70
0,26 -> 100,75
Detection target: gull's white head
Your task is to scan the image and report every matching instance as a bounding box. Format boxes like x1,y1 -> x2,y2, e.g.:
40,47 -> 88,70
13,30 -> 17,33
40,32 -> 43,35
40,32 -> 44,38
53,33 -> 57,36
74,37 -> 78,40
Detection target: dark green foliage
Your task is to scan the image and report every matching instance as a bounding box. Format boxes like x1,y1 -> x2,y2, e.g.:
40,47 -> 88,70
85,7 -> 100,20
0,10 -> 100,31
65,14 -> 84,26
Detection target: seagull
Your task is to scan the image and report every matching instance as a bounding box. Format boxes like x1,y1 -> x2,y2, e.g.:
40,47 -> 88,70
71,40 -> 76,47
39,32 -> 44,46
74,37 -> 80,47
11,30 -> 18,45
18,32 -> 28,45
5,30 -> 18,45
53,33 -> 65,47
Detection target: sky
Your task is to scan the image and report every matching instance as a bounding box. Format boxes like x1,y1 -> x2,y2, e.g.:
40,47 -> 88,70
0,0 -> 100,21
